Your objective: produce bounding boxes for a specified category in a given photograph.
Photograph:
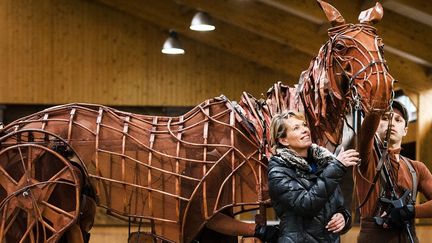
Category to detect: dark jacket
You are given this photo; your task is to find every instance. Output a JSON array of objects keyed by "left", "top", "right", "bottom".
[{"left": 268, "top": 144, "right": 351, "bottom": 243}]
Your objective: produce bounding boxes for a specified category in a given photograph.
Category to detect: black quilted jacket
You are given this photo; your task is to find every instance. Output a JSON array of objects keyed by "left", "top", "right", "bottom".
[{"left": 268, "top": 145, "right": 351, "bottom": 243}]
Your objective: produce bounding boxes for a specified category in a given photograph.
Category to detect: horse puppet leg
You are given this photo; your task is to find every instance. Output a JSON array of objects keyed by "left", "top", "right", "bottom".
[
  {"left": 60, "top": 193, "right": 96, "bottom": 243},
  {"left": 0, "top": 134, "right": 82, "bottom": 243},
  {"left": 64, "top": 224, "right": 84, "bottom": 243}
]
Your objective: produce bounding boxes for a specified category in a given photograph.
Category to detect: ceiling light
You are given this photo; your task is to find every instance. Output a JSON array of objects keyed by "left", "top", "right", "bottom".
[
  {"left": 161, "top": 31, "right": 185, "bottom": 55},
  {"left": 190, "top": 12, "right": 215, "bottom": 31}
]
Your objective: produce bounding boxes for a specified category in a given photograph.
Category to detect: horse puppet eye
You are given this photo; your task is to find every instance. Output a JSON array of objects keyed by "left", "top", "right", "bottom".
[{"left": 334, "top": 42, "right": 347, "bottom": 53}]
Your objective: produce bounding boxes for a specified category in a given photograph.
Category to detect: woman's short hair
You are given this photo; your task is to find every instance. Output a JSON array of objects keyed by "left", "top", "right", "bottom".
[{"left": 270, "top": 110, "right": 306, "bottom": 154}]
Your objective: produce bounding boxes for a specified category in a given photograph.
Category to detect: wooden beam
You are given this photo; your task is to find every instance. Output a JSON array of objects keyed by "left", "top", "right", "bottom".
[
  {"left": 257, "top": 0, "right": 358, "bottom": 23},
  {"left": 177, "top": 0, "right": 432, "bottom": 90},
  {"left": 378, "top": 11, "right": 432, "bottom": 67},
  {"left": 386, "top": 53, "right": 432, "bottom": 90},
  {"left": 95, "top": 0, "right": 432, "bottom": 90},
  {"left": 93, "top": 0, "right": 312, "bottom": 80},
  {"left": 384, "top": 0, "right": 432, "bottom": 18},
  {"left": 258, "top": 0, "right": 432, "bottom": 68},
  {"left": 177, "top": 0, "right": 327, "bottom": 56}
]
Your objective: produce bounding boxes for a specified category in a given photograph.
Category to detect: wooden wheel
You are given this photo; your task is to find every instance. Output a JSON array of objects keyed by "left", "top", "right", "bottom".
[{"left": 0, "top": 142, "right": 80, "bottom": 243}]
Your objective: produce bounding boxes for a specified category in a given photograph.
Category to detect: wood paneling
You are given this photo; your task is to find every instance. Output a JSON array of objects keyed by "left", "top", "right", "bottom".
[
  {"left": 0, "top": 0, "right": 294, "bottom": 106},
  {"left": 96, "top": 0, "right": 311, "bottom": 78}
]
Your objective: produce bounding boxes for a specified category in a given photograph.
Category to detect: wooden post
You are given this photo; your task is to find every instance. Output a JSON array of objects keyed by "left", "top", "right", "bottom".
[
  {"left": 417, "top": 89, "right": 432, "bottom": 169},
  {"left": 417, "top": 89, "right": 432, "bottom": 224}
]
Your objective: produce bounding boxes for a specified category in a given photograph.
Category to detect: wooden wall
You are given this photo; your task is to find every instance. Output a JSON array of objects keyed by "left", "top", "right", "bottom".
[{"left": 0, "top": 0, "right": 294, "bottom": 106}]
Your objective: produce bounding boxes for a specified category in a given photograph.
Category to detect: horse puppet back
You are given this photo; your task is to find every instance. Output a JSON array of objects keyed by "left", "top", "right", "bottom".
[{"left": 0, "top": 98, "right": 267, "bottom": 242}]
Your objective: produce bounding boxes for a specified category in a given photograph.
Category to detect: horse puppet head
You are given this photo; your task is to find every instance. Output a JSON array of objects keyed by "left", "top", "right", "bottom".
[{"left": 297, "top": 1, "right": 394, "bottom": 149}]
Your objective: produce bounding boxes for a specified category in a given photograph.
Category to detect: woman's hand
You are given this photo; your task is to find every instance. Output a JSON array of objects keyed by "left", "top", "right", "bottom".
[
  {"left": 326, "top": 213, "right": 345, "bottom": 233},
  {"left": 336, "top": 148, "right": 359, "bottom": 167}
]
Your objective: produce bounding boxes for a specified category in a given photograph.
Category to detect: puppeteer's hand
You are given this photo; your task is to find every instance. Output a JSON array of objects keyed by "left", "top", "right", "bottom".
[
  {"left": 326, "top": 213, "right": 345, "bottom": 233},
  {"left": 336, "top": 148, "right": 359, "bottom": 167},
  {"left": 384, "top": 205, "right": 415, "bottom": 229},
  {"left": 254, "top": 224, "right": 279, "bottom": 243}
]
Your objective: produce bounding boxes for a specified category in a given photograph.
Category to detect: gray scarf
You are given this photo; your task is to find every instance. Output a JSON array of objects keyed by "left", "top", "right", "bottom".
[{"left": 275, "top": 144, "right": 335, "bottom": 172}]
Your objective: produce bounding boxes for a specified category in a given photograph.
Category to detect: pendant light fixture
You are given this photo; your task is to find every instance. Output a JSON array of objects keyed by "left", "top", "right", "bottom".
[
  {"left": 161, "top": 30, "right": 185, "bottom": 55},
  {"left": 190, "top": 11, "right": 215, "bottom": 31}
]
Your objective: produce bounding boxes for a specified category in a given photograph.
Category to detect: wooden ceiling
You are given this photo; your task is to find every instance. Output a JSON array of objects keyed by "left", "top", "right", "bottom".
[{"left": 93, "top": 0, "right": 432, "bottom": 92}]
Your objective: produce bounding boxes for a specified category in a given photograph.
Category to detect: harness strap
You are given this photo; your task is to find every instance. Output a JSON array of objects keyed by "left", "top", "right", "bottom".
[
  {"left": 401, "top": 156, "right": 418, "bottom": 202},
  {"left": 357, "top": 137, "right": 388, "bottom": 209},
  {"left": 357, "top": 107, "right": 395, "bottom": 210},
  {"left": 349, "top": 58, "right": 384, "bottom": 86}
]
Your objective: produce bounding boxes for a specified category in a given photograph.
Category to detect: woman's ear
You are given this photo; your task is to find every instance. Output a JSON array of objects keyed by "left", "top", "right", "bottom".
[{"left": 278, "top": 138, "right": 290, "bottom": 147}]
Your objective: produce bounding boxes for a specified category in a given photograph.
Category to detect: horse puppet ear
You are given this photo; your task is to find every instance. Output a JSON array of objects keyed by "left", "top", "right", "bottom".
[
  {"left": 358, "top": 2, "right": 384, "bottom": 24},
  {"left": 317, "top": 0, "right": 346, "bottom": 26}
]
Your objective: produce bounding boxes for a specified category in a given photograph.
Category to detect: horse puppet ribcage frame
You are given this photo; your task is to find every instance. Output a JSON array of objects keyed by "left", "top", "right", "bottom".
[
  {"left": 0, "top": 1, "right": 395, "bottom": 242},
  {"left": 0, "top": 98, "right": 266, "bottom": 243}
]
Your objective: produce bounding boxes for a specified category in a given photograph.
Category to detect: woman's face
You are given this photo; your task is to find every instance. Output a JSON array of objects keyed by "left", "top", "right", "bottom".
[{"left": 279, "top": 117, "right": 312, "bottom": 153}]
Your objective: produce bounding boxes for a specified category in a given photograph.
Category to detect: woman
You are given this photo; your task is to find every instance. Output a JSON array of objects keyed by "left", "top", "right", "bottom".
[{"left": 268, "top": 111, "right": 358, "bottom": 243}]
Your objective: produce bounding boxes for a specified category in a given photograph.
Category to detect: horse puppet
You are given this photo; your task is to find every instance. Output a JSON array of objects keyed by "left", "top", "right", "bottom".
[{"left": 0, "top": 1, "right": 394, "bottom": 242}]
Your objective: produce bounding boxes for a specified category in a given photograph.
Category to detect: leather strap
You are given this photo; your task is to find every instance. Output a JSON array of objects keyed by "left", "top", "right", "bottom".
[
  {"left": 357, "top": 137, "right": 388, "bottom": 209},
  {"left": 400, "top": 156, "right": 418, "bottom": 202}
]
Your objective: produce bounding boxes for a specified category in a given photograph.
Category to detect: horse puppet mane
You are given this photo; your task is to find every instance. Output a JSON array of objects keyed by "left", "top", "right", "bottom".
[
  {"left": 237, "top": 42, "right": 349, "bottom": 158},
  {"left": 298, "top": 40, "right": 349, "bottom": 151}
]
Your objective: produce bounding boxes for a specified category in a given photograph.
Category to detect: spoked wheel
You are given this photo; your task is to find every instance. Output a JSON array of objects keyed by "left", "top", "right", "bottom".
[{"left": 0, "top": 143, "right": 81, "bottom": 243}]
